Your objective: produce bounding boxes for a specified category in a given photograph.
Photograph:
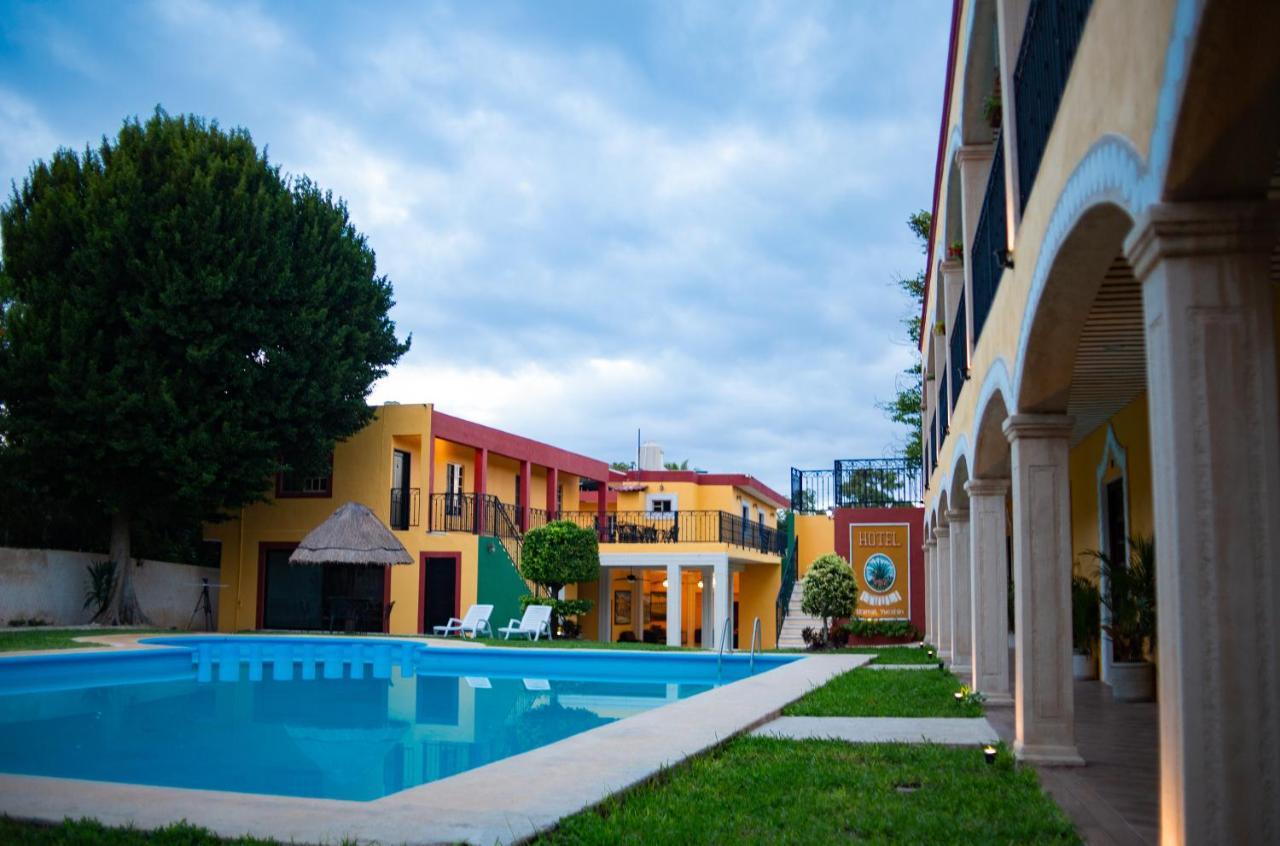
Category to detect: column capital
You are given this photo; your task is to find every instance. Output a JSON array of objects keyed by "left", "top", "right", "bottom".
[
  {"left": 966, "top": 477, "right": 1010, "bottom": 496},
  {"left": 1124, "top": 200, "right": 1277, "bottom": 282},
  {"left": 947, "top": 508, "right": 970, "bottom": 523},
  {"left": 940, "top": 258, "right": 963, "bottom": 276},
  {"left": 933, "top": 526, "right": 950, "bottom": 540},
  {"left": 924, "top": 538, "right": 937, "bottom": 549},
  {"left": 956, "top": 142, "right": 994, "bottom": 163},
  {"left": 1003, "top": 413, "right": 1073, "bottom": 443}
]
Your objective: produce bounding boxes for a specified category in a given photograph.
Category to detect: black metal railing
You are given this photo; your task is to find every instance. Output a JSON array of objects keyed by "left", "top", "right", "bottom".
[
  {"left": 429, "top": 492, "right": 479, "bottom": 533},
  {"left": 389, "top": 487, "right": 420, "bottom": 531},
  {"left": 487, "top": 497, "right": 522, "bottom": 541},
  {"left": 949, "top": 288, "right": 968, "bottom": 409},
  {"left": 971, "top": 134, "right": 1007, "bottom": 345},
  {"left": 1013, "top": 0, "right": 1093, "bottom": 212},
  {"left": 938, "top": 370, "right": 950, "bottom": 437},
  {"left": 791, "top": 458, "right": 924, "bottom": 514},
  {"left": 776, "top": 532, "right": 798, "bottom": 634},
  {"left": 558, "top": 509, "right": 785, "bottom": 555},
  {"left": 526, "top": 507, "right": 553, "bottom": 532}
]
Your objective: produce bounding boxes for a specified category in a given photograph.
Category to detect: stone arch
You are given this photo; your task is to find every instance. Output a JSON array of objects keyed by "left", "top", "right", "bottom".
[
  {"left": 971, "top": 360, "right": 1014, "bottom": 480},
  {"left": 949, "top": 450, "right": 971, "bottom": 511},
  {"left": 958, "top": 0, "right": 999, "bottom": 147}
]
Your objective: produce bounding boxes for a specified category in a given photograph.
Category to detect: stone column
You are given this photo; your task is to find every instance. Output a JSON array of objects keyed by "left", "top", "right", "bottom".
[
  {"left": 1003, "top": 414, "right": 1082, "bottom": 765},
  {"left": 701, "top": 568, "right": 714, "bottom": 649},
  {"left": 1125, "top": 201, "right": 1280, "bottom": 845},
  {"left": 666, "top": 562, "right": 683, "bottom": 647},
  {"left": 598, "top": 575, "right": 612, "bottom": 642},
  {"left": 713, "top": 556, "right": 732, "bottom": 651},
  {"left": 923, "top": 539, "right": 935, "bottom": 645},
  {"left": 967, "top": 478, "right": 1012, "bottom": 704},
  {"left": 948, "top": 509, "right": 973, "bottom": 678},
  {"left": 934, "top": 526, "right": 952, "bottom": 661}
]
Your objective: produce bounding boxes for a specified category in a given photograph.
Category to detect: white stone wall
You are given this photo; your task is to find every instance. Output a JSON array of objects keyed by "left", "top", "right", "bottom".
[{"left": 0, "top": 547, "right": 220, "bottom": 629}]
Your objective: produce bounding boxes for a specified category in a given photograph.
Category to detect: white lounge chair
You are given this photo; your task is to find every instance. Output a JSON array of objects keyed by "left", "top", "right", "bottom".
[
  {"left": 433, "top": 604, "right": 494, "bottom": 639},
  {"left": 499, "top": 605, "right": 553, "bottom": 641}
]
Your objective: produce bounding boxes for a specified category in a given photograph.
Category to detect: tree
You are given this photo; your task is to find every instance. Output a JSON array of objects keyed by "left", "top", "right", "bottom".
[
  {"left": 662, "top": 459, "right": 689, "bottom": 470},
  {"left": 609, "top": 461, "right": 636, "bottom": 471},
  {"left": 520, "top": 520, "right": 600, "bottom": 633},
  {"left": 878, "top": 210, "right": 930, "bottom": 465},
  {"left": 800, "top": 553, "right": 858, "bottom": 639},
  {"left": 0, "top": 109, "right": 409, "bottom": 624}
]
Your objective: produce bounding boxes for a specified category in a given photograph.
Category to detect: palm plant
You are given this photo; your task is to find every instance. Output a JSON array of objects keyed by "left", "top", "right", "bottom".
[
  {"left": 83, "top": 559, "right": 117, "bottom": 616},
  {"left": 1071, "top": 575, "right": 1100, "bottom": 656},
  {"left": 1086, "top": 536, "right": 1156, "bottom": 663}
]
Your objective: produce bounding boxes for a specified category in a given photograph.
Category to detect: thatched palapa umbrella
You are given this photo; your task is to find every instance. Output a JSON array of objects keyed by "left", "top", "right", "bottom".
[{"left": 289, "top": 501, "right": 414, "bottom": 566}]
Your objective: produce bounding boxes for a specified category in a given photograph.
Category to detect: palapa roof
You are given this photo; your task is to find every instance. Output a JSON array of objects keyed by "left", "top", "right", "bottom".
[{"left": 289, "top": 501, "right": 413, "bottom": 566}]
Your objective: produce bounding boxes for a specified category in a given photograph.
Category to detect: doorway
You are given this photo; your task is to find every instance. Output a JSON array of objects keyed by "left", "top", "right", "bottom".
[{"left": 420, "top": 553, "right": 460, "bottom": 634}]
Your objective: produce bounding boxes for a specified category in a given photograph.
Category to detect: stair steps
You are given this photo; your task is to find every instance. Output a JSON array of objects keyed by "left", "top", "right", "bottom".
[{"left": 777, "top": 578, "right": 824, "bottom": 649}]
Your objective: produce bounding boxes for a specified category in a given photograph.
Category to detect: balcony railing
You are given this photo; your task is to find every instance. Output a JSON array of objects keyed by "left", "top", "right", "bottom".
[
  {"left": 971, "top": 134, "right": 1007, "bottom": 346},
  {"left": 389, "top": 487, "right": 420, "bottom": 531},
  {"left": 558, "top": 509, "right": 785, "bottom": 555},
  {"left": 791, "top": 458, "right": 924, "bottom": 514},
  {"left": 1013, "top": 0, "right": 1094, "bottom": 212},
  {"left": 938, "top": 370, "right": 950, "bottom": 436},
  {"left": 949, "top": 288, "right": 968, "bottom": 409},
  {"left": 526, "top": 506, "right": 553, "bottom": 533}
]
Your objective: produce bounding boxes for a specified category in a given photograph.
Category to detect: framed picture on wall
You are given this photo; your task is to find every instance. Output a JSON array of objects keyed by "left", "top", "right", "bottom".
[
  {"left": 647, "top": 591, "right": 667, "bottom": 623},
  {"left": 614, "top": 590, "right": 632, "bottom": 625}
]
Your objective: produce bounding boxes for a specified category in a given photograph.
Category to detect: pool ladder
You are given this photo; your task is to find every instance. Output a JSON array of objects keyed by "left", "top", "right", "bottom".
[{"left": 716, "top": 616, "right": 763, "bottom": 676}]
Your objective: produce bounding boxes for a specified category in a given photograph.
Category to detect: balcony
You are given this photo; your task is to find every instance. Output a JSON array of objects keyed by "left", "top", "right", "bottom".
[
  {"left": 791, "top": 457, "right": 924, "bottom": 514},
  {"left": 427, "top": 493, "right": 520, "bottom": 538},
  {"left": 970, "top": 135, "right": 1007, "bottom": 346},
  {"left": 1013, "top": 0, "right": 1094, "bottom": 212},
  {"left": 558, "top": 509, "right": 785, "bottom": 555},
  {"left": 389, "top": 487, "right": 420, "bottom": 531},
  {"left": 949, "top": 287, "right": 969, "bottom": 408}
]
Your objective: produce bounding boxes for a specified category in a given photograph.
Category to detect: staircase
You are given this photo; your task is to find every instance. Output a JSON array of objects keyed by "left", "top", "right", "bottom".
[{"left": 777, "top": 578, "right": 824, "bottom": 649}]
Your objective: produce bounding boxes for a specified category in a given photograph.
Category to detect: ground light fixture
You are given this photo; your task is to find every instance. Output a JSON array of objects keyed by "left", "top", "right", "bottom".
[
  {"left": 954, "top": 691, "right": 964, "bottom": 703},
  {"left": 983, "top": 745, "right": 998, "bottom": 765}
]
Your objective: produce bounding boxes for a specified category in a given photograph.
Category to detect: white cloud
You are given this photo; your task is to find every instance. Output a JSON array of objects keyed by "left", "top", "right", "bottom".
[{"left": 0, "top": 90, "right": 59, "bottom": 192}]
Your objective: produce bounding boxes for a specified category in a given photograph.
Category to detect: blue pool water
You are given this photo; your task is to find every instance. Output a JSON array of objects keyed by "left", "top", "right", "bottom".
[{"left": 0, "top": 636, "right": 796, "bottom": 801}]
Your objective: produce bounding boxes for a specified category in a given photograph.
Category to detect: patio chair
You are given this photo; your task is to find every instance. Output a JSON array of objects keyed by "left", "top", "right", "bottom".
[
  {"left": 433, "top": 604, "right": 494, "bottom": 639},
  {"left": 499, "top": 604, "right": 553, "bottom": 641}
]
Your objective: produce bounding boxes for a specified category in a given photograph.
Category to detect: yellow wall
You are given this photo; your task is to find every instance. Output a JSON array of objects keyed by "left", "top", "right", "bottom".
[
  {"left": 1068, "top": 393, "right": 1155, "bottom": 580},
  {"left": 737, "top": 565, "right": 779, "bottom": 650},
  {"left": 794, "top": 513, "right": 836, "bottom": 577},
  {"left": 612, "top": 480, "right": 778, "bottom": 525}
]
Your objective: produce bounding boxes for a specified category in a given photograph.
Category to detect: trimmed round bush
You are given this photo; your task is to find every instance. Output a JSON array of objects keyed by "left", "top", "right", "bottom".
[{"left": 801, "top": 553, "right": 858, "bottom": 639}]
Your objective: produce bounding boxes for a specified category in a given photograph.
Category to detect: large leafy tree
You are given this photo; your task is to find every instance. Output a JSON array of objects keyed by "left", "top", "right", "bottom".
[
  {"left": 879, "top": 210, "right": 930, "bottom": 465},
  {"left": 0, "top": 109, "right": 409, "bottom": 623}
]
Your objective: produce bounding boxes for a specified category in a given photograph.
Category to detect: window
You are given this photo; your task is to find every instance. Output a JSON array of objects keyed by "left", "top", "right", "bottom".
[
  {"left": 445, "top": 463, "right": 464, "bottom": 516},
  {"left": 645, "top": 493, "right": 677, "bottom": 517},
  {"left": 277, "top": 457, "right": 333, "bottom": 498}
]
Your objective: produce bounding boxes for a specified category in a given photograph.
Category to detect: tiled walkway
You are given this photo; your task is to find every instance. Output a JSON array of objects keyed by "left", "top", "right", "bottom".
[{"left": 985, "top": 653, "right": 1160, "bottom": 846}]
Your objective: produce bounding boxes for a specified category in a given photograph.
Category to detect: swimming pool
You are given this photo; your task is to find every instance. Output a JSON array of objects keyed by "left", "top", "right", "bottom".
[{"left": 0, "top": 636, "right": 797, "bottom": 801}]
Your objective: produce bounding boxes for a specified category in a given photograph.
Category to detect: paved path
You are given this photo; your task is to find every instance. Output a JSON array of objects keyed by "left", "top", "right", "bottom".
[{"left": 751, "top": 715, "right": 998, "bottom": 745}]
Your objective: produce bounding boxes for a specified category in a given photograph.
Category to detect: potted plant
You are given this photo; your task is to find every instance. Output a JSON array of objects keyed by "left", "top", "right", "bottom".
[
  {"left": 1088, "top": 536, "right": 1157, "bottom": 702},
  {"left": 984, "top": 92, "right": 1002, "bottom": 130},
  {"left": 934, "top": 319, "right": 946, "bottom": 336},
  {"left": 1071, "top": 575, "right": 1100, "bottom": 679},
  {"left": 947, "top": 241, "right": 963, "bottom": 262}
]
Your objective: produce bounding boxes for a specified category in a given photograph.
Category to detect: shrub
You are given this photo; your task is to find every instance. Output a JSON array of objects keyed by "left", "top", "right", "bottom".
[
  {"left": 1071, "top": 575, "right": 1100, "bottom": 656},
  {"left": 519, "top": 596, "right": 593, "bottom": 638},
  {"left": 800, "top": 554, "right": 858, "bottom": 639},
  {"left": 1087, "top": 536, "right": 1156, "bottom": 663},
  {"left": 520, "top": 520, "right": 600, "bottom": 632},
  {"left": 84, "top": 559, "right": 117, "bottom": 616},
  {"left": 844, "top": 618, "right": 919, "bottom": 640}
]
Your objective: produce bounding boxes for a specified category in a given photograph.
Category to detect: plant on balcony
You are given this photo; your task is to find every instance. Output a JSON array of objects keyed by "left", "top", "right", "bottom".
[
  {"left": 984, "top": 92, "right": 1002, "bottom": 129},
  {"left": 520, "top": 520, "right": 600, "bottom": 635},
  {"left": 934, "top": 319, "right": 946, "bottom": 335},
  {"left": 800, "top": 553, "right": 858, "bottom": 643},
  {"left": 947, "top": 241, "right": 963, "bottom": 261}
]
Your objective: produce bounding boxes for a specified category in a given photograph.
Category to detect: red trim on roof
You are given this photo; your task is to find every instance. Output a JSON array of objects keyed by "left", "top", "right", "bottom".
[
  {"left": 431, "top": 410, "right": 609, "bottom": 481},
  {"left": 618, "top": 470, "right": 789, "bottom": 510},
  {"left": 920, "top": 0, "right": 964, "bottom": 351}
]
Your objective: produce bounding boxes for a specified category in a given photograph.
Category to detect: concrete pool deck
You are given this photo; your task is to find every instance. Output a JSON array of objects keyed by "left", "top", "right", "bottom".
[{"left": 0, "top": 636, "right": 868, "bottom": 845}]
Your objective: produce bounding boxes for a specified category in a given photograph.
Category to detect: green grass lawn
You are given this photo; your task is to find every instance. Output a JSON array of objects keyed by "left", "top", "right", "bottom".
[
  {"left": 784, "top": 667, "right": 984, "bottom": 718},
  {"left": 0, "top": 818, "right": 291, "bottom": 845},
  {"left": 0, "top": 628, "right": 167, "bottom": 653},
  {"left": 534, "top": 738, "right": 1078, "bottom": 845},
  {"left": 771, "top": 646, "right": 936, "bottom": 665}
]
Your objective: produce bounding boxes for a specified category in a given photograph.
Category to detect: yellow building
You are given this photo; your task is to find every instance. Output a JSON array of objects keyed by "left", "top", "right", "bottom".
[
  {"left": 918, "top": 2, "right": 1279, "bottom": 844},
  {"left": 204, "top": 410, "right": 788, "bottom": 649},
  {"left": 571, "top": 463, "right": 790, "bottom": 651}
]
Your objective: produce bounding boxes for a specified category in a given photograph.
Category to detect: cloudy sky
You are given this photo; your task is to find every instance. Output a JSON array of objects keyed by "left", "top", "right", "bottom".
[{"left": 0, "top": 0, "right": 947, "bottom": 493}]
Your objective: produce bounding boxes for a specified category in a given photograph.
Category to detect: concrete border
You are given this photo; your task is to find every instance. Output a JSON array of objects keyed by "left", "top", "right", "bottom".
[
  {"left": 752, "top": 715, "right": 998, "bottom": 745},
  {"left": 0, "top": 639, "right": 868, "bottom": 845}
]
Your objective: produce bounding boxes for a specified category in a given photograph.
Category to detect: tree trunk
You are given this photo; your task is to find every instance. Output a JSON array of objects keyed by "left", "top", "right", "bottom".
[{"left": 91, "top": 511, "right": 152, "bottom": 626}]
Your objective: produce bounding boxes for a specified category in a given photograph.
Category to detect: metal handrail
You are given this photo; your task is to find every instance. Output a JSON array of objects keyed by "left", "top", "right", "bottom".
[
  {"left": 716, "top": 616, "right": 733, "bottom": 674},
  {"left": 749, "top": 617, "right": 762, "bottom": 674}
]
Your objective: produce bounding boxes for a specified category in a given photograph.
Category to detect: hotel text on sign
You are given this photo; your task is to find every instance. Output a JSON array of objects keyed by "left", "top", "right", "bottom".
[{"left": 850, "top": 522, "right": 911, "bottom": 620}]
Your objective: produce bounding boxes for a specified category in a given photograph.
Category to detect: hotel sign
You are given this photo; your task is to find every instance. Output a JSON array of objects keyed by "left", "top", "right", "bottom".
[{"left": 850, "top": 523, "right": 910, "bottom": 620}]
